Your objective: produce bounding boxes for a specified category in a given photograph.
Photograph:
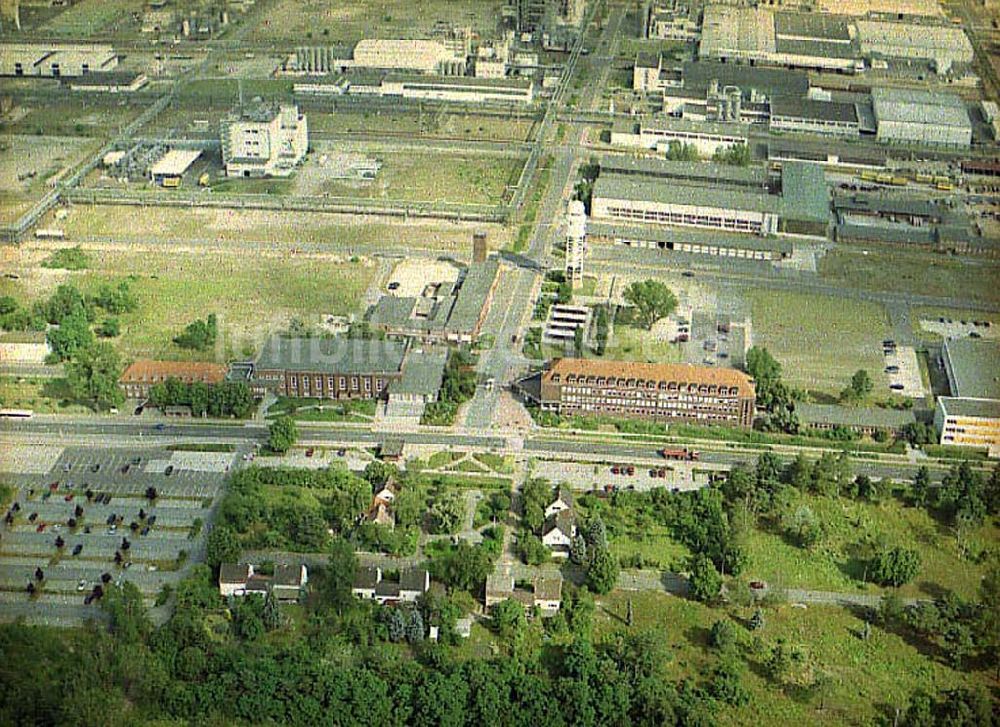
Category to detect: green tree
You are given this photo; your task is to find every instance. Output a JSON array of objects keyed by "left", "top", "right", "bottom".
[
  {"left": 268, "top": 415, "right": 298, "bottom": 453},
  {"left": 46, "top": 309, "right": 93, "bottom": 361},
  {"left": 586, "top": 548, "right": 619, "bottom": 594},
  {"left": 708, "top": 652, "right": 749, "bottom": 706},
  {"left": 569, "top": 532, "right": 588, "bottom": 565},
  {"left": 517, "top": 533, "right": 551, "bottom": 565},
  {"left": 261, "top": 591, "right": 281, "bottom": 630},
  {"left": 841, "top": 369, "right": 874, "bottom": 402},
  {"left": 322, "top": 536, "right": 358, "bottom": 612},
  {"left": 783, "top": 504, "right": 821, "bottom": 548},
  {"left": 623, "top": 280, "right": 678, "bottom": 329},
  {"left": 96, "top": 317, "right": 120, "bottom": 338},
  {"left": 492, "top": 598, "right": 527, "bottom": 639},
  {"left": 66, "top": 341, "right": 124, "bottom": 410},
  {"left": 173, "top": 314, "right": 218, "bottom": 351},
  {"left": 688, "top": 554, "right": 722, "bottom": 602},
  {"left": 709, "top": 619, "right": 738, "bottom": 651},
  {"left": 871, "top": 545, "right": 921, "bottom": 587},
  {"left": 429, "top": 492, "right": 464, "bottom": 535},
  {"left": 101, "top": 581, "right": 150, "bottom": 643},
  {"left": 712, "top": 143, "right": 751, "bottom": 166},
  {"left": 205, "top": 525, "right": 240, "bottom": 570}
]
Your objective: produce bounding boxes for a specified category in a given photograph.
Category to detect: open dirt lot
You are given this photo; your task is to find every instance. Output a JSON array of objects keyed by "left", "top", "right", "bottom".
[
  {"left": 246, "top": 0, "right": 503, "bottom": 44},
  {"left": 386, "top": 258, "right": 461, "bottom": 297}
]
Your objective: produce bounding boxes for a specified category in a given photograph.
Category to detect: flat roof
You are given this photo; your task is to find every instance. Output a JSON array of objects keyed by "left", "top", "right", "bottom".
[
  {"left": 938, "top": 397, "right": 1000, "bottom": 420},
  {"left": 254, "top": 336, "right": 407, "bottom": 375},
  {"left": 943, "top": 338, "right": 1000, "bottom": 400},
  {"left": 387, "top": 73, "right": 532, "bottom": 90},
  {"left": 681, "top": 60, "right": 810, "bottom": 97},
  {"left": 641, "top": 116, "right": 751, "bottom": 138},
  {"left": 774, "top": 11, "right": 853, "bottom": 41},
  {"left": 796, "top": 402, "right": 916, "bottom": 428},
  {"left": 588, "top": 221, "right": 794, "bottom": 253},
  {"left": 149, "top": 149, "right": 202, "bottom": 177},
  {"left": 871, "top": 86, "right": 970, "bottom": 128},
  {"left": 396, "top": 348, "right": 447, "bottom": 396},
  {"left": 770, "top": 96, "right": 859, "bottom": 124}
]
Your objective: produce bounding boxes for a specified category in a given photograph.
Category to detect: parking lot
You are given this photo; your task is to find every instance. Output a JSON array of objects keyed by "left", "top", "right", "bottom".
[
  {"left": 0, "top": 445, "right": 233, "bottom": 624},
  {"left": 882, "top": 343, "right": 926, "bottom": 398},
  {"left": 531, "top": 458, "right": 721, "bottom": 492}
]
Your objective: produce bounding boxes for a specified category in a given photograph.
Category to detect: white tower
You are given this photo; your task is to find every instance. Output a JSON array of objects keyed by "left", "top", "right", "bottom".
[{"left": 565, "top": 199, "right": 587, "bottom": 290}]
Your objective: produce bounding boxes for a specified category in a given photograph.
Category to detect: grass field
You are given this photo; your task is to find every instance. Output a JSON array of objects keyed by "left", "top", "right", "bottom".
[
  {"left": 46, "top": 204, "right": 512, "bottom": 251},
  {"left": 246, "top": 0, "right": 502, "bottom": 43},
  {"left": 10, "top": 247, "right": 374, "bottom": 360},
  {"left": 309, "top": 147, "right": 523, "bottom": 206},
  {"left": 594, "top": 591, "right": 991, "bottom": 726},
  {"left": 819, "top": 248, "right": 1000, "bottom": 305},
  {"left": 741, "top": 492, "right": 997, "bottom": 600},
  {"left": 748, "top": 290, "right": 890, "bottom": 396},
  {"left": 1, "top": 101, "right": 146, "bottom": 138},
  {"left": 0, "top": 136, "right": 100, "bottom": 223},
  {"left": 310, "top": 111, "right": 537, "bottom": 142},
  {"left": 600, "top": 324, "right": 685, "bottom": 363},
  {"left": 41, "top": 0, "right": 135, "bottom": 35},
  {"left": 0, "top": 376, "right": 90, "bottom": 414}
]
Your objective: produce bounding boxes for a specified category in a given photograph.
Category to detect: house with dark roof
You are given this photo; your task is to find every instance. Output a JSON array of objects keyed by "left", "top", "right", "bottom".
[
  {"left": 484, "top": 571, "right": 563, "bottom": 615},
  {"left": 541, "top": 509, "right": 577, "bottom": 557},
  {"left": 544, "top": 485, "right": 574, "bottom": 519},
  {"left": 218, "top": 562, "right": 308, "bottom": 601},
  {"left": 352, "top": 566, "right": 430, "bottom": 604}
]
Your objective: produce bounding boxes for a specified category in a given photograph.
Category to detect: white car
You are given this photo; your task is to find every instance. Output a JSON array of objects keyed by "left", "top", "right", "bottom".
[{"left": 76, "top": 579, "right": 87, "bottom": 591}]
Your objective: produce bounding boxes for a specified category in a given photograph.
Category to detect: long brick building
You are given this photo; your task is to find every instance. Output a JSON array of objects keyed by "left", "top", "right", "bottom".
[
  {"left": 119, "top": 360, "right": 228, "bottom": 399},
  {"left": 521, "top": 358, "right": 757, "bottom": 428}
]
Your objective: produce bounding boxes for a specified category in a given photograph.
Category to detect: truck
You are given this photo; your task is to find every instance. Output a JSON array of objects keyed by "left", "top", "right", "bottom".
[{"left": 660, "top": 447, "right": 699, "bottom": 461}]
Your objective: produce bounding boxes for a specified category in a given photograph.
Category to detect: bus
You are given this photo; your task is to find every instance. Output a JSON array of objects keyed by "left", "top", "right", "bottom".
[
  {"left": 34, "top": 229, "right": 65, "bottom": 240},
  {"left": 0, "top": 409, "right": 34, "bottom": 419}
]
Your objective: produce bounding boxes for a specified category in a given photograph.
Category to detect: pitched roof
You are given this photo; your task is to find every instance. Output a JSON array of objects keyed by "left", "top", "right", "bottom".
[
  {"left": 533, "top": 575, "right": 563, "bottom": 602},
  {"left": 543, "top": 509, "right": 576, "bottom": 539},
  {"left": 273, "top": 564, "right": 306, "bottom": 587},
  {"left": 543, "top": 358, "right": 755, "bottom": 397},
  {"left": 553, "top": 485, "right": 574, "bottom": 508},
  {"left": 219, "top": 563, "right": 251, "bottom": 585},
  {"left": 120, "top": 359, "right": 227, "bottom": 386},
  {"left": 254, "top": 336, "right": 407, "bottom": 375},
  {"left": 352, "top": 566, "right": 381, "bottom": 590}
]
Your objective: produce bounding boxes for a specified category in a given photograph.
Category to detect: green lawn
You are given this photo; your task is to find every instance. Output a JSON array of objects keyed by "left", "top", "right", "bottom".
[
  {"left": 594, "top": 591, "right": 991, "bottom": 726},
  {"left": 57, "top": 249, "right": 374, "bottom": 360},
  {"left": 0, "top": 376, "right": 91, "bottom": 414},
  {"left": 819, "top": 248, "right": 1000, "bottom": 306},
  {"left": 748, "top": 289, "right": 890, "bottom": 396},
  {"left": 600, "top": 324, "right": 685, "bottom": 363},
  {"left": 742, "top": 492, "right": 998, "bottom": 600},
  {"left": 267, "top": 396, "right": 376, "bottom": 422}
]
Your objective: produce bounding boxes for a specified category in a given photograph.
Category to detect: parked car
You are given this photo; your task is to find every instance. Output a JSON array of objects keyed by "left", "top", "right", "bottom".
[
  {"left": 305, "top": 448, "right": 315, "bottom": 458},
  {"left": 90, "top": 463, "right": 100, "bottom": 473},
  {"left": 164, "top": 465, "right": 174, "bottom": 476},
  {"left": 120, "top": 464, "right": 130, "bottom": 475}
]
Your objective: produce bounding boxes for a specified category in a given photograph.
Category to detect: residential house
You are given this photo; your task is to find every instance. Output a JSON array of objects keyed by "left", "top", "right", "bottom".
[
  {"left": 366, "top": 479, "right": 399, "bottom": 528},
  {"left": 218, "top": 562, "right": 308, "bottom": 601},
  {"left": 352, "top": 566, "right": 430, "bottom": 604},
  {"left": 219, "top": 563, "right": 254, "bottom": 597},
  {"left": 484, "top": 571, "right": 563, "bottom": 615},
  {"left": 544, "top": 485, "right": 574, "bottom": 519},
  {"left": 272, "top": 564, "right": 309, "bottom": 601},
  {"left": 541, "top": 509, "right": 577, "bottom": 558}
]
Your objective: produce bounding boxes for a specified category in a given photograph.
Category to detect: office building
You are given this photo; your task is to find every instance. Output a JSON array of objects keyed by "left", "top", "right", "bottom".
[
  {"left": 871, "top": 87, "right": 971, "bottom": 148},
  {"left": 119, "top": 360, "right": 228, "bottom": 399},
  {"left": 591, "top": 156, "right": 829, "bottom": 237},
  {"left": 221, "top": 103, "right": 308, "bottom": 178},
  {"left": 519, "top": 358, "right": 757, "bottom": 427},
  {"left": 249, "top": 336, "right": 407, "bottom": 399},
  {"left": 565, "top": 199, "right": 586, "bottom": 289}
]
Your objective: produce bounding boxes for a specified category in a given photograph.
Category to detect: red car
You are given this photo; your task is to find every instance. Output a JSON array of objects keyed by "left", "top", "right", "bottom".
[
  {"left": 64, "top": 494, "right": 74, "bottom": 502},
  {"left": 626, "top": 466, "right": 635, "bottom": 476},
  {"left": 750, "top": 581, "right": 767, "bottom": 590},
  {"left": 611, "top": 466, "right": 620, "bottom": 475},
  {"left": 36, "top": 523, "right": 46, "bottom": 533},
  {"left": 305, "top": 448, "right": 315, "bottom": 458}
]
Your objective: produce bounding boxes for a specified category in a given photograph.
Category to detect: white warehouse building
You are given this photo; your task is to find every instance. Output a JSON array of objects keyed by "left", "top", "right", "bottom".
[
  {"left": 872, "top": 87, "right": 971, "bottom": 148},
  {"left": 221, "top": 104, "right": 308, "bottom": 178},
  {"left": 0, "top": 43, "right": 118, "bottom": 77}
]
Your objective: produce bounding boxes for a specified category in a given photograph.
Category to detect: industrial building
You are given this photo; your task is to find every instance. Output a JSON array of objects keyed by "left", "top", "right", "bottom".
[
  {"left": 695, "top": 5, "right": 972, "bottom": 75},
  {"left": 698, "top": 6, "right": 862, "bottom": 73},
  {"left": 148, "top": 149, "right": 202, "bottom": 186},
  {"left": 647, "top": 1, "right": 700, "bottom": 42},
  {"left": 367, "top": 258, "right": 501, "bottom": 344},
  {"left": 854, "top": 20, "right": 972, "bottom": 73},
  {"left": 935, "top": 339, "right": 1000, "bottom": 455},
  {"left": 591, "top": 156, "right": 829, "bottom": 237},
  {"left": 518, "top": 358, "right": 757, "bottom": 428},
  {"left": 769, "top": 95, "right": 873, "bottom": 138},
  {"left": 0, "top": 43, "right": 118, "bottom": 77},
  {"left": 66, "top": 70, "right": 148, "bottom": 93},
  {"left": 588, "top": 221, "right": 793, "bottom": 262},
  {"left": 296, "top": 73, "right": 534, "bottom": 105},
  {"left": 221, "top": 104, "right": 308, "bottom": 178},
  {"left": 871, "top": 87, "right": 972, "bottom": 148},
  {"left": 352, "top": 39, "right": 466, "bottom": 75},
  {"left": 833, "top": 193, "right": 972, "bottom": 249},
  {"left": 610, "top": 117, "right": 750, "bottom": 157}
]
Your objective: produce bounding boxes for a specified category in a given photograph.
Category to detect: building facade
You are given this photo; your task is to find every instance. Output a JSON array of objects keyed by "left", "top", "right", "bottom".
[
  {"left": 529, "top": 358, "right": 757, "bottom": 427},
  {"left": 250, "top": 336, "right": 407, "bottom": 399},
  {"left": 119, "top": 360, "right": 228, "bottom": 399},
  {"left": 934, "top": 398, "right": 1000, "bottom": 455},
  {"left": 221, "top": 104, "right": 308, "bottom": 178},
  {"left": 565, "top": 199, "right": 586, "bottom": 289}
]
